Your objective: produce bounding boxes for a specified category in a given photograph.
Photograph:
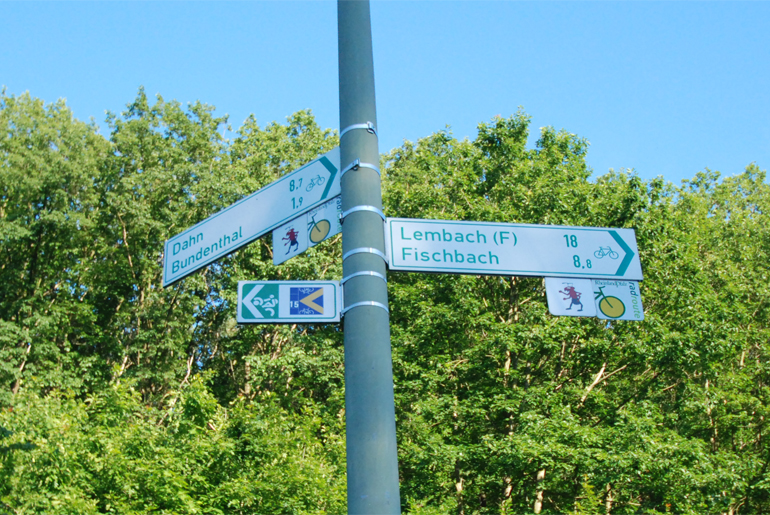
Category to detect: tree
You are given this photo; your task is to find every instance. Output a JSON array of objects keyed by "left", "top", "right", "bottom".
[
  {"left": 1, "top": 91, "right": 768, "bottom": 513},
  {"left": 0, "top": 91, "right": 110, "bottom": 401},
  {"left": 1, "top": 90, "right": 347, "bottom": 513},
  {"left": 383, "top": 115, "right": 769, "bottom": 514}
]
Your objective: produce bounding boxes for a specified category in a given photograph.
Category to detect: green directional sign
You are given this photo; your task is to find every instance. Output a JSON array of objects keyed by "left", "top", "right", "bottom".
[
  {"left": 163, "top": 148, "right": 340, "bottom": 287},
  {"left": 386, "top": 218, "right": 643, "bottom": 280},
  {"left": 237, "top": 280, "right": 342, "bottom": 324}
]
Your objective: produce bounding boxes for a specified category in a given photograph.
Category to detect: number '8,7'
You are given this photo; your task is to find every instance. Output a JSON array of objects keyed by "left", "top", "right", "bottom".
[{"left": 290, "top": 179, "right": 303, "bottom": 192}]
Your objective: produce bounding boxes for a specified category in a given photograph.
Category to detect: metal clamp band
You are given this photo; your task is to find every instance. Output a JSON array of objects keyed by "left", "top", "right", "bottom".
[
  {"left": 342, "top": 247, "right": 388, "bottom": 263},
  {"left": 341, "top": 271, "right": 388, "bottom": 284},
  {"left": 341, "top": 205, "right": 386, "bottom": 221},
  {"left": 341, "top": 301, "right": 389, "bottom": 315},
  {"left": 340, "top": 159, "right": 381, "bottom": 178},
  {"left": 340, "top": 121, "right": 377, "bottom": 139}
]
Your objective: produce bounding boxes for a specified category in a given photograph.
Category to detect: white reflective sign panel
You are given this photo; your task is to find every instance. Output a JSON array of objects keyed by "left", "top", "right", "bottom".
[
  {"left": 237, "top": 280, "right": 342, "bottom": 324},
  {"left": 272, "top": 196, "right": 342, "bottom": 265},
  {"left": 386, "top": 218, "right": 643, "bottom": 280},
  {"left": 163, "top": 148, "right": 340, "bottom": 286},
  {"left": 592, "top": 279, "right": 644, "bottom": 321},
  {"left": 545, "top": 278, "right": 597, "bottom": 317}
]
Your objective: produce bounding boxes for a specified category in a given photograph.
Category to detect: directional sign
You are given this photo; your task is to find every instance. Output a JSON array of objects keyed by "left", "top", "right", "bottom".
[
  {"left": 385, "top": 218, "right": 643, "bottom": 280},
  {"left": 237, "top": 280, "right": 342, "bottom": 324},
  {"left": 163, "top": 148, "right": 340, "bottom": 286},
  {"left": 272, "top": 196, "right": 342, "bottom": 265}
]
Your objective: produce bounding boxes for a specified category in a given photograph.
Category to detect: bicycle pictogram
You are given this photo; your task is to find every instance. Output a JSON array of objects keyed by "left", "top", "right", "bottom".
[
  {"left": 594, "top": 285, "right": 625, "bottom": 318},
  {"left": 251, "top": 294, "right": 278, "bottom": 317},
  {"left": 305, "top": 174, "right": 326, "bottom": 192},
  {"left": 307, "top": 214, "right": 331, "bottom": 244},
  {"left": 594, "top": 246, "right": 619, "bottom": 259}
]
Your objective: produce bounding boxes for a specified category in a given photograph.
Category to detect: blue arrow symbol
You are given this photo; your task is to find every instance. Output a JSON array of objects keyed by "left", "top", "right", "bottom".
[{"left": 610, "top": 230, "right": 634, "bottom": 277}]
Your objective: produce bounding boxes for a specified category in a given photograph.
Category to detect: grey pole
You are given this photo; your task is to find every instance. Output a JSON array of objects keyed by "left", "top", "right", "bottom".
[{"left": 338, "top": 1, "right": 401, "bottom": 513}]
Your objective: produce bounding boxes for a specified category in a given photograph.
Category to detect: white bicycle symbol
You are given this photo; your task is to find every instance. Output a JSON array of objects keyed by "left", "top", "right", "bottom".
[{"left": 252, "top": 295, "right": 278, "bottom": 316}]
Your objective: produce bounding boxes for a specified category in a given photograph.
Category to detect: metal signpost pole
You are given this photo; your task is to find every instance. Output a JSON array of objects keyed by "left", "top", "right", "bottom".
[{"left": 338, "top": 1, "right": 401, "bottom": 513}]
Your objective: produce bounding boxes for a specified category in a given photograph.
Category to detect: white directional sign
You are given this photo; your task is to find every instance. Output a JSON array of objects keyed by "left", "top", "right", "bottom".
[
  {"left": 272, "top": 196, "right": 342, "bottom": 265},
  {"left": 237, "top": 280, "right": 342, "bottom": 324},
  {"left": 386, "top": 218, "right": 643, "bottom": 280},
  {"left": 163, "top": 148, "right": 340, "bottom": 286}
]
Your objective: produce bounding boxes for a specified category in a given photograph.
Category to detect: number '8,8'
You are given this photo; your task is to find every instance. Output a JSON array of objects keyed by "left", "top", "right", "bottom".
[{"left": 572, "top": 256, "right": 592, "bottom": 268}]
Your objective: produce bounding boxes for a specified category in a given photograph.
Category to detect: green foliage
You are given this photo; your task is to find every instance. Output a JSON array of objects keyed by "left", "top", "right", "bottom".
[
  {"left": 1, "top": 89, "right": 345, "bottom": 513},
  {"left": 571, "top": 480, "right": 602, "bottom": 515},
  {"left": 0, "top": 381, "right": 345, "bottom": 514},
  {"left": 383, "top": 119, "right": 769, "bottom": 514},
  {"left": 1, "top": 91, "right": 768, "bottom": 513},
  {"left": 0, "top": 91, "right": 110, "bottom": 402}
]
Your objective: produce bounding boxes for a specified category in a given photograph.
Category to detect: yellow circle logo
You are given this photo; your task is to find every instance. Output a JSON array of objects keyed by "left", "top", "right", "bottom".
[
  {"left": 309, "top": 219, "right": 331, "bottom": 244},
  {"left": 599, "top": 296, "right": 625, "bottom": 318}
]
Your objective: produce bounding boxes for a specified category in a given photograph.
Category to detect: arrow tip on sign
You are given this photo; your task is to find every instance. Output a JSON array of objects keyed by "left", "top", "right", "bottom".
[
  {"left": 241, "top": 284, "right": 264, "bottom": 319},
  {"left": 318, "top": 154, "right": 339, "bottom": 201},
  {"left": 609, "top": 230, "right": 637, "bottom": 278}
]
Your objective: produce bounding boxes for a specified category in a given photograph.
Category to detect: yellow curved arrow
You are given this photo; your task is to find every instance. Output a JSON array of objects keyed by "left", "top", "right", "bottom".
[{"left": 300, "top": 288, "right": 324, "bottom": 314}]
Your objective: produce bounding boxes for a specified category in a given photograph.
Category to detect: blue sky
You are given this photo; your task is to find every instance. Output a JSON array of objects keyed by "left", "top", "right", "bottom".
[{"left": 2, "top": 1, "right": 768, "bottom": 185}]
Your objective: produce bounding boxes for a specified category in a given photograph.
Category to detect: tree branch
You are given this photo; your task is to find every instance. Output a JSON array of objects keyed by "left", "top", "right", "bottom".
[{"left": 579, "top": 364, "right": 628, "bottom": 407}]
